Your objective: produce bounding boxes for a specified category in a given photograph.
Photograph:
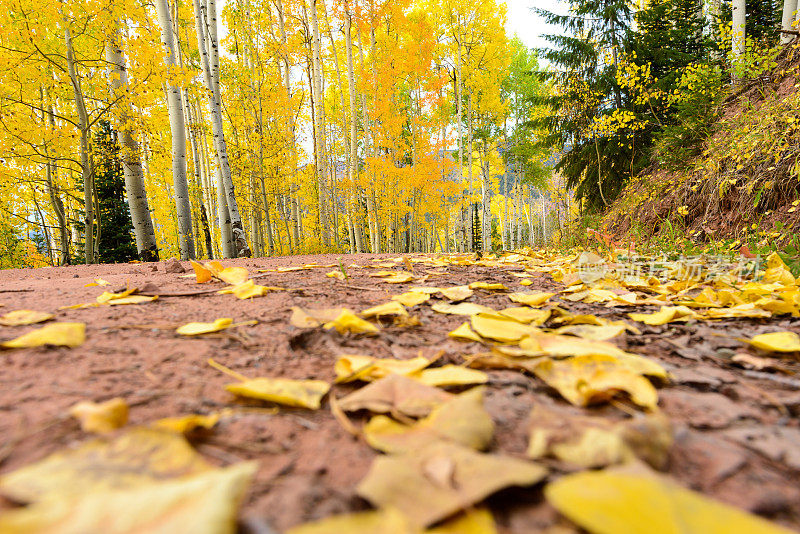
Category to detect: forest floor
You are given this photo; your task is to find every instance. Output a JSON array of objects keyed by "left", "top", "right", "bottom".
[{"left": 0, "top": 251, "right": 799, "bottom": 533}]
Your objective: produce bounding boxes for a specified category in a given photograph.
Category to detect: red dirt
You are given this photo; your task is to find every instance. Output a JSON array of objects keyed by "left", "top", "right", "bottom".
[{"left": 1, "top": 253, "right": 799, "bottom": 532}]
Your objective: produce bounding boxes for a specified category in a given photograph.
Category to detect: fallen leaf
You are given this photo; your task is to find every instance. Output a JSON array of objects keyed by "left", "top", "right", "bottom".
[
  {"left": 508, "top": 292, "right": 554, "bottom": 307},
  {"left": 69, "top": 398, "right": 129, "bottom": 434},
  {"left": 362, "top": 301, "right": 408, "bottom": 318},
  {"left": 326, "top": 270, "right": 346, "bottom": 280},
  {"left": 545, "top": 469, "right": 792, "bottom": 534},
  {"left": 497, "top": 307, "right": 551, "bottom": 325},
  {"left": 218, "top": 279, "right": 274, "bottom": 299},
  {"left": 1, "top": 322, "right": 85, "bottom": 349},
  {"left": 334, "top": 355, "right": 431, "bottom": 382},
  {"left": 286, "top": 507, "right": 413, "bottom": 534},
  {"left": 337, "top": 373, "right": 453, "bottom": 418},
  {"left": 357, "top": 442, "right": 547, "bottom": 528},
  {"left": 209, "top": 358, "right": 329, "bottom": 409},
  {"left": 83, "top": 278, "right": 110, "bottom": 287},
  {"left": 533, "top": 356, "right": 659, "bottom": 409},
  {"left": 217, "top": 266, "right": 249, "bottom": 286},
  {"left": 383, "top": 272, "right": 415, "bottom": 284},
  {"left": 106, "top": 295, "right": 158, "bottom": 306},
  {"left": 470, "top": 314, "right": 535, "bottom": 343},
  {"left": 363, "top": 387, "right": 493, "bottom": 453},
  {"left": 553, "top": 324, "right": 628, "bottom": 341},
  {"left": 520, "top": 279, "right": 533, "bottom": 286},
  {"left": 412, "top": 365, "right": 489, "bottom": 387},
  {"left": 439, "top": 286, "right": 474, "bottom": 302},
  {"left": 0, "top": 310, "right": 54, "bottom": 326},
  {"left": 289, "top": 307, "right": 344, "bottom": 328},
  {"left": 426, "top": 508, "right": 497, "bottom": 534},
  {"left": 448, "top": 322, "right": 484, "bottom": 343},
  {"left": 151, "top": 413, "right": 222, "bottom": 434},
  {"left": 469, "top": 282, "right": 508, "bottom": 291},
  {"left": 746, "top": 331, "right": 800, "bottom": 353},
  {"left": 431, "top": 302, "right": 496, "bottom": 316},
  {"left": 324, "top": 310, "right": 380, "bottom": 334},
  {"left": 0, "top": 428, "right": 211, "bottom": 502},
  {"left": 0, "top": 462, "right": 257, "bottom": 534},
  {"left": 629, "top": 306, "right": 698, "bottom": 325},
  {"left": 176, "top": 318, "right": 234, "bottom": 336},
  {"left": 408, "top": 286, "right": 443, "bottom": 295},
  {"left": 392, "top": 291, "right": 431, "bottom": 307},
  {"left": 190, "top": 259, "right": 213, "bottom": 283}
]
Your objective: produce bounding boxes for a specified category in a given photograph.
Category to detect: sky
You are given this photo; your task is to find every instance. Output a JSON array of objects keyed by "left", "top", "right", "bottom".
[{"left": 504, "top": 0, "right": 570, "bottom": 56}]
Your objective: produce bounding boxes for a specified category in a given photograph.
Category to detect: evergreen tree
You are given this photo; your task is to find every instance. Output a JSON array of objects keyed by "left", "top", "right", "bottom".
[
  {"left": 533, "top": 0, "right": 640, "bottom": 211},
  {"left": 93, "top": 120, "right": 137, "bottom": 263}
]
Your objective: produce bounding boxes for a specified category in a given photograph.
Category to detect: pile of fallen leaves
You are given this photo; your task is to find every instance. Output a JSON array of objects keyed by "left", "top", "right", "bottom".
[{"left": 0, "top": 248, "right": 798, "bottom": 533}]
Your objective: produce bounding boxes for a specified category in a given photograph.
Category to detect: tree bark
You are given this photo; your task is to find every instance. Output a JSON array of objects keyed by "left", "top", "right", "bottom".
[
  {"left": 105, "top": 22, "right": 159, "bottom": 261},
  {"left": 782, "top": 0, "right": 797, "bottom": 43},
  {"left": 155, "top": 0, "right": 195, "bottom": 260},
  {"left": 194, "top": 0, "right": 251, "bottom": 257}
]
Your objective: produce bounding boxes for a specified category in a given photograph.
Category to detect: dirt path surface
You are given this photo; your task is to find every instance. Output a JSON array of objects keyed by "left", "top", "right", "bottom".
[{"left": 1, "top": 252, "right": 799, "bottom": 532}]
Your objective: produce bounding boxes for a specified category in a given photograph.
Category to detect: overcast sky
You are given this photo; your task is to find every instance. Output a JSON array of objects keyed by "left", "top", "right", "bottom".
[{"left": 505, "top": 0, "right": 570, "bottom": 60}]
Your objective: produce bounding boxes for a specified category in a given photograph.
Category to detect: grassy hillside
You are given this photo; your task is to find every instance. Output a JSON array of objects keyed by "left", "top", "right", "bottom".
[{"left": 602, "top": 45, "right": 800, "bottom": 259}]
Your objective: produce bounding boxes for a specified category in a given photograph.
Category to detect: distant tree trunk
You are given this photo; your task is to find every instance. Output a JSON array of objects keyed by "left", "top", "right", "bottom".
[
  {"left": 782, "top": 0, "right": 797, "bottom": 43},
  {"left": 732, "top": 0, "right": 746, "bottom": 80},
  {"left": 105, "top": 22, "right": 159, "bottom": 261},
  {"left": 309, "top": 0, "right": 330, "bottom": 246},
  {"left": 40, "top": 84, "right": 71, "bottom": 265},
  {"left": 155, "top": 0, "right": 195, "bottom": 260},
  {"left": 63, "top": 20, "right": 94, "bottom": 264},
  {"left": 193, "top": 0, "right": 250, "bottom": 257}
]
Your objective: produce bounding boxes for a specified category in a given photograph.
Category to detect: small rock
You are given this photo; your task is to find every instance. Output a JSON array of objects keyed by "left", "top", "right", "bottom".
[
  {"left": 165, "top": 257, "right": 186, "bottom": 273},
  {"left": 150, "top": 264, "right": 158, "bottom": 272},
  {"left": 73, "top": 274, "right": 79, "bottom": 278}
]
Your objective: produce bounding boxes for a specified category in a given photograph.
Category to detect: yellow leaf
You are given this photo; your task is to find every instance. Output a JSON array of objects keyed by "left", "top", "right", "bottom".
[
  {"left": 226, "top": 378, "right": 330, "bottom": 409},
  {"left": 83, "top": 278, "right": 110, "bottom": 287},
  {"left": 468, "top": 282, "right": 508, "bottom": 291},
  {"left": 362, "top": 301, "right": 408, "bottom": 318},
  {"left": 0, "top": 429, "right": 211, "bottom": 502},
  {"left": 217, "top": 267, "right": 249, "bottom": 286},
  {"left": 363, "top": 388, "right": 494, "bottom": 453},
  {"left": 431, "top": 302, "right": 496, "bottom": 316},
  {"left": 427, "top": 508, "right": 497, "bottom": 534},
  {"left": 69, "top": 398, "right": 129, "bottom": 434},
  {"left": 412, "top": 366, "right": 488, "bottom": 387},
  {"left": 96, "top": 288, "right": 136, "bottom": 304},
  {"left": 704, "top": 303, "right": 771, "bottom": 319},
  {"left": 1, "top": 322, "right": 85, "bottom": 349},
  {"left": 553, "top": 324, "right": 628, "bottom": 341},
  {"left": 176, "top": 318, "right": 234, "bottom": 336},
  {"left": 326, "top": 270, "right": 346, "bottom": 280},
  {"left": 520, "top": 279, "right": 533, "bottom": 286},
  {"left": 508, "top": 291, "right": 554, "bottom": 307},
  {"left": 0, "top": 310, "right": 54, "bottom": 326},
  {"left": 392, "top": 291, "right": 431, "bottom": 307},
  {"left": 470, "top": 314, "right": 534, "bottom": 343},
  {"left": 357, "top": 442, "right": 547, "bottom": 528},
  {"left": 628, "top": 306, "right": 697, "bottom": 325},
  {"left": 151, "top": 413, "right": 221, "bottom": 434},
  {"left": 217, "top": 279, "right": 276, "bottom": 299},
  {"left": 534, "top": 356, "right": 659, "bottom": 409},
  {"left": 334, "top": 355, "right": 431, "bottom": 382},
  {"left": 408, "top": 286, "right": 443, "bottom": 295},
  {"left": 383, "top": 271, "right": 415, "bottom": 283},
  {"left": 439, "top": 285, "right": 474, "bottom": 302},
  {"left": 189, "top": 259, "right": 213, "bottom": 283},
  {"left": 287, "top": 507, "right": 413, "bottom": 534},
  {"left": 324, "top": 310, "right": 380, "bottom": 334},
  {"left": 289, "top": 307, "right": 344, "bottom": 328},
  {"left": 0, "top": 462, "right": 257, "bottom": 534},
  {"left": 747, "top": 331, "right": 800, "bottom": 353},
  {"left": 337, "top": 373, "right": 453, "bottom": 418},
  {"left": 106, "top": 295, "right": 158, "bottom": 306},
  {"left": 448, "top": 322, "right": 484, "bottom": 342},
  {"left": 545, "top": 469, "right": 793, "bottom": 534},
  {"left": 497, "top": 307, "right": 551, "bottom": 325}
]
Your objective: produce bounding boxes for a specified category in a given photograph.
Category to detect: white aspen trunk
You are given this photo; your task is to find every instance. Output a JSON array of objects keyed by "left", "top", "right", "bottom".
[
  {"left": 63, "top": 20, "right": 94, "bottom": 264},
  {"left": 105, "top": 24, "right": 159, "bottom": 261},
  {"left": 194, "top": 0, "right": 250, "bottom": 257},
  {"left": 355, "top": 26, "right": 379, "bottom": 252},
  {"left": 782, "top": 0, "right": 797, "bottom": 43},
  {"left": 309, "top": 0, "right": 329, "bottom": 246},
  {"left": 155, "top": 0, "right": 195, "bottom": 260},
  {"left": 456, "top": 39, "right": 465, "bottom": 252},
  {"left": 732, "top": 0, "right": 746, "bottom": 79},
  {"left": 467, "top": 91, "right": 475, "bottom": 251},
  {"left": 41, "top": 84, "right": 71, "bottom": 265}
]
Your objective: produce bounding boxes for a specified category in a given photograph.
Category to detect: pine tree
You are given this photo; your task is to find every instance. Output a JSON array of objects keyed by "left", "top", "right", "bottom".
[{"left": 93, "top": 121, "right": 137, "bottom": 264}]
